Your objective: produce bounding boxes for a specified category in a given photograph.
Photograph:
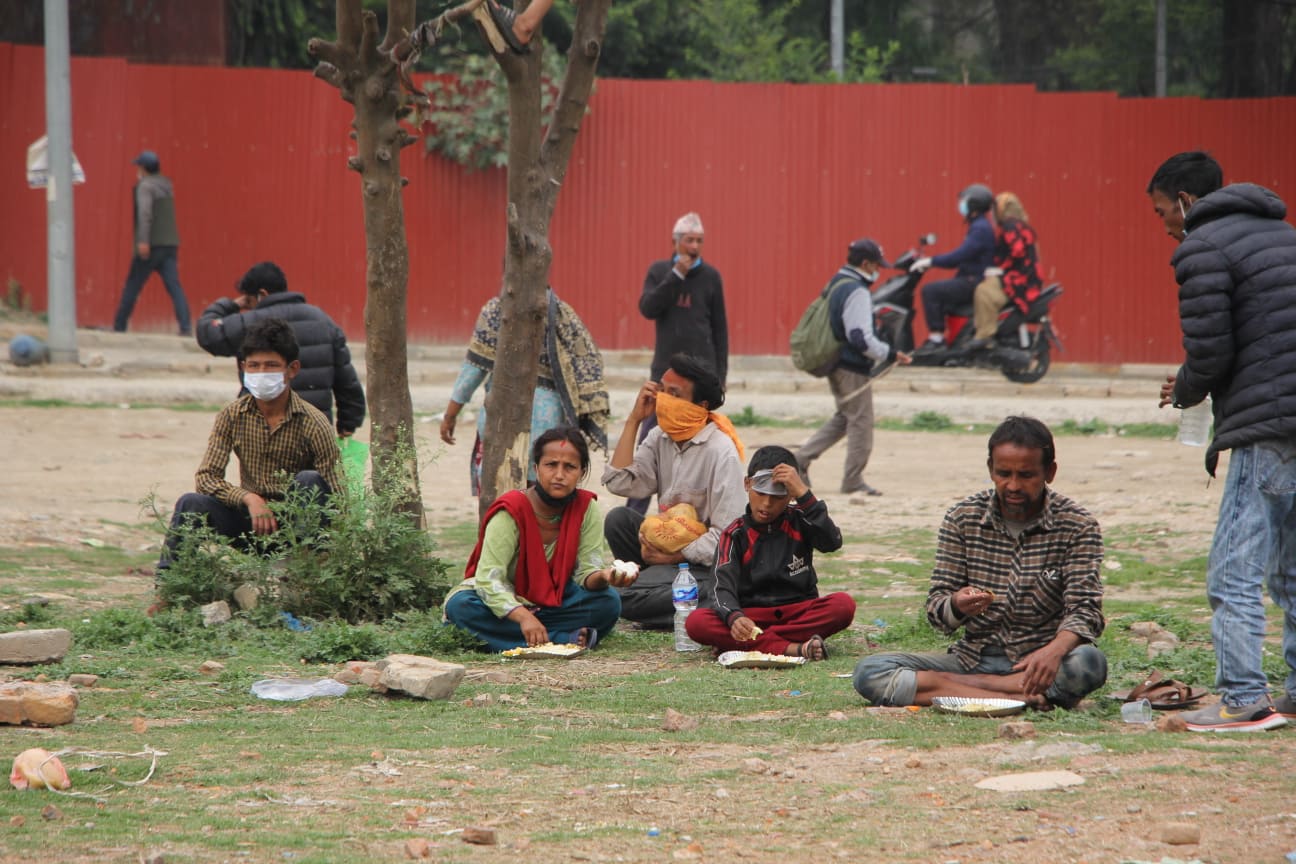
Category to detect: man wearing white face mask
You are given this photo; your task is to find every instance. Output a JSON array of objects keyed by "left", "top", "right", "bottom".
[
  {"left": 154, "top": 319, "right": 343, "bottom": 590},
  {"left": 796, "top": 238, "right": 912, "bottom": 496}
]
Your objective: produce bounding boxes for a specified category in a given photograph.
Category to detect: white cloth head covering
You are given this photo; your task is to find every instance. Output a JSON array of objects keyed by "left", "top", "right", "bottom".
[{"left": 672, "top": 211, "right": 704, "bottom": 237}]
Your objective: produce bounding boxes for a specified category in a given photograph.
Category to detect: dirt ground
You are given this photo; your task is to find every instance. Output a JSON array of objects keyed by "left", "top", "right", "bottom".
[
  {"left": 1, "top": 405, "right": 1223, "bottom": 561},
  {"left": 8, "top": 405, "right": 1296, "bottom": 863}
]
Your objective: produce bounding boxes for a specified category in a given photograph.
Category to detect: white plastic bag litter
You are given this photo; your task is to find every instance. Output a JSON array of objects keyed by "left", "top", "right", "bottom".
[{"left": 250, "top": 678, "right": 349, "bottom": 701}]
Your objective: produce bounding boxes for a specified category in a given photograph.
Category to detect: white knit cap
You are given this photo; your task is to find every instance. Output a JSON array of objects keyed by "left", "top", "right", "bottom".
[{"left": 672, "top": 211, "right": 704, "bottom": 237}]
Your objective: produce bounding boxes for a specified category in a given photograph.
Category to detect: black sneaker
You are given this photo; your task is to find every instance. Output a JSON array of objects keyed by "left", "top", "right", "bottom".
[{"left": 1182, "top": 695, "right": 1288, "bottom": 732}]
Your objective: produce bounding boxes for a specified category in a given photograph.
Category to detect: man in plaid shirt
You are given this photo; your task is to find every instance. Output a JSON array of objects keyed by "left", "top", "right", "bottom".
[
  {"left": 156, "top": 318, "right": 343, "bottom": 576},
  {"left": 853, "top": 416, "right": 1107, "bottom": 710}
]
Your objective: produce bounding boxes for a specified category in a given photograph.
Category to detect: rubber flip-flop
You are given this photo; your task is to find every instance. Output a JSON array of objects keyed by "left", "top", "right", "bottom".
[{"left": 485, "top": 0, "right": 529, "bottom": 54}]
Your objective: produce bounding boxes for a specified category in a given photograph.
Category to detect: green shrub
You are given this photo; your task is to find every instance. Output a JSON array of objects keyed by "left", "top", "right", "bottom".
[
  {"left": 74, "top": 608, "right": 154, "bottom": 648},
  {"left": 156, "top": 439, "right": 454, "bottom": 624},
  {"left": 909, "top": 411, "right": 952, "bottom": 431},
  {"left": 299, "top": 621, "right": 388, "bottom": 663}
]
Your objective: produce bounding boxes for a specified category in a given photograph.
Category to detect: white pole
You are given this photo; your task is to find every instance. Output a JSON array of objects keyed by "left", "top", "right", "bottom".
[{"left": 44, "top": 0, "right": 78, "bottom": 364}]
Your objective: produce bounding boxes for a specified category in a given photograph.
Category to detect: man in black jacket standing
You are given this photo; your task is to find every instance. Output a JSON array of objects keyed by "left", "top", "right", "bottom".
[
  {"left": 627, "top": 212, "right": 729, "bottom": 513},
  {"left": 196, "top": 261, "right": 366, "bottom": 437},
  {"left": 1149, "top": 151, "right": 1296, "bottom": 733}
]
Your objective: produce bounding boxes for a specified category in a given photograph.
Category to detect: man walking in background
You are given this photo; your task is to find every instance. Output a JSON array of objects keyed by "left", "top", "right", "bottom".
[
  {"left": 796, "top": 238, "right": 910, "bottom": 496},
  {"left": 1149, "top": 150, "right": 1296, "bottom": 733},
  {"left": 113, "top": 150, "right": 192, "bottom": 335}
]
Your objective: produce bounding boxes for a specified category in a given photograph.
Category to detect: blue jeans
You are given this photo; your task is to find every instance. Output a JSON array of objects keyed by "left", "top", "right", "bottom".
[
  {"left": 852, "top": 644, "right": 1107, "bottom": 709},
  {"left": 114, "top": 246, "right": 191, "bottom": 334},
  {"left": 1206, "top": 441, "right": 1296, "bottom": 704},
  {"left": 444, "top": 578, "right": 622, "bottom": 652}
]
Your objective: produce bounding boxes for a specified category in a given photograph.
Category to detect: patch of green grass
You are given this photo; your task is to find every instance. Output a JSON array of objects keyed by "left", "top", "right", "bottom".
[{"left": 728, "top": 404, "right": 807, "bottom": 428}]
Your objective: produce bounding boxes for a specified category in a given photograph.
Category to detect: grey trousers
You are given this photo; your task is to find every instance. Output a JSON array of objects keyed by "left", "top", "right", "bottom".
[
  {"left": 796, "top": 366, "right": 874, "bottom": 492},
  {"left": 852, "top": 644, "right": 1109, "bottom": 710},
  {"left": 603, "top": 505, "right": 715, "bottom": 630}
]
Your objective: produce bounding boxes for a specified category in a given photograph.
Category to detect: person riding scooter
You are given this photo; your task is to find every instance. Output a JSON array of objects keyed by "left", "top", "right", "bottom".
[
  {"left": 910, "top": 184, "right": 995, "bottom": 354},
  {"left": 968, "top": 192, "right": 1044, "bottom": 351}
]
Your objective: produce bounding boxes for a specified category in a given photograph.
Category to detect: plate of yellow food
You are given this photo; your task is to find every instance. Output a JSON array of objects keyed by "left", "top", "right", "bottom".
[
  {"left": 717, "top": 650, "right": 807, "bottom": 669},
  {"left": 930, "top": 696, "right": 1026, "bottom": 717},
  {"left": 500, "top": 642, "right": 586, "bottom": 659}
]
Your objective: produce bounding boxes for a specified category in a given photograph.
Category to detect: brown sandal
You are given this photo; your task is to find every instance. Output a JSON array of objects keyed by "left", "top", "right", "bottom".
[{"left": 1111, "top": 670, "right": 1207, "bottom": 709}]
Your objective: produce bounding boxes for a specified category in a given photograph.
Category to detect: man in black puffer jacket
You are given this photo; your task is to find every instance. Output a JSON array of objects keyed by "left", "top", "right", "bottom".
[
  {"left": 1148, "top": 151, "right": 1296, "bottom": 734},
  {"left": 196, "top": 261, "right": 366, "bottom": 436}
]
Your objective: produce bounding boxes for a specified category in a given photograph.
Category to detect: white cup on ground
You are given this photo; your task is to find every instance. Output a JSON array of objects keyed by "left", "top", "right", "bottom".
[{"left": 1120, "top": 698, "right": 1153, "bottom": 724}]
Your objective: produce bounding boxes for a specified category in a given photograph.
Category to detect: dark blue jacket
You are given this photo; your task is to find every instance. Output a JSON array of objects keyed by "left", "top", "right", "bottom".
[
  {"left": 196, "top": 292, "right": 366, "bottom": 434},
  {"left": 1170, "top": 183, "right": 1296, "bottom": 475},
  {"left": 932, "top": 214, "right": 995, "bottom": 280}
]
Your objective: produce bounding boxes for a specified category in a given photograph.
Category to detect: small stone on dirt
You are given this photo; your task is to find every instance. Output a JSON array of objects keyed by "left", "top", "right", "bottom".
[
  {"left": 662, "top": 708, "right": 697, "bottom": 731},
  {"left": 200, "top": 601, "right": 231, "bottom": 627},
  {"left": 67, "top": 673, "right": 98, "bottom": 687},
  {"left": 998, "top": 721, "right": 1035, "bottom": 739},
  {"left": 10, "top": 815, "right": 25, "bottom": 827},
  {"left": 975, "top": 770, "right": 1085, "bottom": 792},
  {"left": 742, "top": 757, "right": 770, "bottom": 775},
  {"left": 904, "top": 757, "right": 922, "bottom": 768},
  {"left": 199, "top": 660, "right": 225, "bottom": 675},
  {"left": 461, "top": 826, "right": 497, "bottom": 845},
  {"left": 1156, "top": 713, "right": 1189, "bottom": 733},
  {"left": 0, "top": 628, "right": 73, "bottom": 664},
  {"left": 0, "top": 681, "right": 79, "bottom": 726},
  {"left": 40, "top": 804, "right": 61, "bottom": 821},
  {"left": 404, "top": 837, "right": 431, "bottom": 858},
  {"left": 827, "top": 710, "right": 849, "bottom": 721},
  {"left": 1160, "top": 822, "right": 1201, "bottom": 845},
  {"left": 232, "top": 584, "right": 260, "bottom": 611},
  {"left": 139, "top": 853, "right": 165, "bottom": 864}
]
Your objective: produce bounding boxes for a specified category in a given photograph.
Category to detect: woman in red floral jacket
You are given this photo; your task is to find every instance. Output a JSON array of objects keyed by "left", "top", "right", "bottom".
[{"left": 971, "top": 192, "right": 1044, "bottom": 345}]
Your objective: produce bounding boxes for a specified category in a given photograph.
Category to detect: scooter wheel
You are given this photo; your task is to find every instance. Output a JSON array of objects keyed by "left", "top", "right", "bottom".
[{"left": 1002, "top": 339, "right": 1050, "bottom": 384}]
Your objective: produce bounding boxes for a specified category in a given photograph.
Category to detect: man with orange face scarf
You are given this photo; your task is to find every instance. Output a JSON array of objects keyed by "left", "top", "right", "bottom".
[{"left": 601, "top": 354, "right": 747, "bottom": 629}]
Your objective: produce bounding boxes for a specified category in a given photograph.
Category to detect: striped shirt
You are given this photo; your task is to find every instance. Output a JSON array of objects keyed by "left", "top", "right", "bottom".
[
  {"left": 927, "top": 488, "right": 1105, "bottom": 669},
  {"left": 195, "top": 392, "right": 343, "bottom": 509}
]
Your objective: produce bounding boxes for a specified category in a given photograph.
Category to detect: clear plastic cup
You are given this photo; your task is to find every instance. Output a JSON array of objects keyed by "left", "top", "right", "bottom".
[
  {"left": 1120, "top": 698, "right": 1153, "bottom": 724},
  {"left": 1178, "top": 397, "right": 1212, "bottom": 447}
]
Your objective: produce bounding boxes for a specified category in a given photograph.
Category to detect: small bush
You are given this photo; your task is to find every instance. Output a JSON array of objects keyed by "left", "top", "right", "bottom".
[
  {"left": 0, "top": 601, "right": 59, "bottom": 630},
  {"left": 909, "top": 411, "right": 953, "bottom": 431},
  {"left": 299, "top": 621, "right": 388, "bottom": 663},
  {"left": 386, "top": 609, "right": 487, "bottom": 655},
  {"left": 157, "top": 437, "right": 455, "bottom": 624},
  {"left": 75, "top": 608, "right": 154, "bottom": 648}
]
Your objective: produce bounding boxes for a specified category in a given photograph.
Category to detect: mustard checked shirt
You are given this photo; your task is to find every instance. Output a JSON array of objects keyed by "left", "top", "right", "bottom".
[
  {"left": 195, "top": 392, "right": 343, "bottom": 509},
  {"left": 926, "top": 487, "right": 1105, "bottom": 669}
]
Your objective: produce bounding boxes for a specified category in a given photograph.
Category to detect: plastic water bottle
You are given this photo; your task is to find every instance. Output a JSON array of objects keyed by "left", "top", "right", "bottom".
[
  {"left": 1178, "top": 395, "right": 1212, "bottom": 447},
  {"left": 672, "top": 563, "right": 701, "bottom": 652}
]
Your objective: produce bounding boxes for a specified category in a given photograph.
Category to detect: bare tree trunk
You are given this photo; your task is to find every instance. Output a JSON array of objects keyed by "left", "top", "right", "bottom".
[
  {"left": 478, "top": 0, "right": 611, "bottom": 519},
  {"left": 309, "top": 0, "right": 425, "bottom": 525}
]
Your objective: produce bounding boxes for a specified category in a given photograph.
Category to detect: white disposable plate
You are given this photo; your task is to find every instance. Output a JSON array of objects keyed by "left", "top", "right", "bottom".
[
  {"left": 931, "top": 696, "right": 1027, "bottom": 717},
  {"left": 500, "top": 643, "right": 586, "bottom": 659},
  {"left": 717, "top": 650, "right": 807, "bottom": 669}
]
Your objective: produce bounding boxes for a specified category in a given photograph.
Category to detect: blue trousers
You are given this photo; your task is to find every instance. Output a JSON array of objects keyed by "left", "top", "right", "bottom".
[
  {"left": 114, "top": 246, "right": 191, "bottom": 334},
  {"left": 444, "top": 578, "right": 622, "bottom": 652}
]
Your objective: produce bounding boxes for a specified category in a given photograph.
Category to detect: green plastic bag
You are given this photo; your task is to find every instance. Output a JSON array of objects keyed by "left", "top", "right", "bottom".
[{"left": 337, "top": 436, "right": 369, "bottom": 492}]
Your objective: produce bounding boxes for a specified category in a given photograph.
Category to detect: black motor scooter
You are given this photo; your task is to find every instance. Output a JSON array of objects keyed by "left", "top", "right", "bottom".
[{"left": 871, "top": 234, "right": 1063, "bottom": 384}]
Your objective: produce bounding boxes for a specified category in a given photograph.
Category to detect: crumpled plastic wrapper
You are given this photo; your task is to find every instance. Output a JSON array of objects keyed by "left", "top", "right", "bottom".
[{"left": 10, "top": 748, "right": 71, "bottom": 791}]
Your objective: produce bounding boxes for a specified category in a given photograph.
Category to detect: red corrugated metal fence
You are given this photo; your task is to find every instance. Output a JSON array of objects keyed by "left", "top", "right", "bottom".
[{"left": 3, "top": 42, "right": 1295, "bottom": 364}]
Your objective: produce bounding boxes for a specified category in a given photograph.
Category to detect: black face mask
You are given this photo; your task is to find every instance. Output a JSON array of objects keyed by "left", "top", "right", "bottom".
[{"left": 533, "top": 483, "right": 575, "bottom": 510}]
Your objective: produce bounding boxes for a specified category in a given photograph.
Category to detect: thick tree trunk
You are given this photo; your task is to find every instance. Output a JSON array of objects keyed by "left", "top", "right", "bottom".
[
  {"left": 478, "top": 0, "right": 612, "bottom": 520},
  {"left": 309, "top": 0, "right": 425, "bottom": 525}
]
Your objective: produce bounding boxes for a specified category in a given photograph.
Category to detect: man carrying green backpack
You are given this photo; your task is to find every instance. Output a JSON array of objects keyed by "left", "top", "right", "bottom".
[{"left": 791, "top": 238, "right": 911, "bottom": 496}]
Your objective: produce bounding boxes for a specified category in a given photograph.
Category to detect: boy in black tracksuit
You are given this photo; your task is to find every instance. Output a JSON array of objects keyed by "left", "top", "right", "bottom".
[{"left": 684, "top": 445, "right": 857, "bottom": 660}]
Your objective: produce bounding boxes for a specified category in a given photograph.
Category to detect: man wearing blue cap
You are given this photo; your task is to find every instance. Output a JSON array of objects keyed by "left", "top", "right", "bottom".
[
  {"left": 795, "top": 238, "right": 911, "bottom": 496},
  {"left": 113, "top": 150, "right": 192, "bottom": 335}
]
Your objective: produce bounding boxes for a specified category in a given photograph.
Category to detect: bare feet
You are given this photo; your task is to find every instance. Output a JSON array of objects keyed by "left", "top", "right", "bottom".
[{"left": 576, "top": 627, "right": 598, "bottom": 649}]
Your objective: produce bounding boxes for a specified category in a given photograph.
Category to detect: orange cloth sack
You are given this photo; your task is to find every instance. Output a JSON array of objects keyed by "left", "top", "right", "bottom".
[
  {"left": 9, "top": 748, "right": 71, "bottom": 791},
  {"left": 642, "top": 503, "right": 706, "bottom": 554}
]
